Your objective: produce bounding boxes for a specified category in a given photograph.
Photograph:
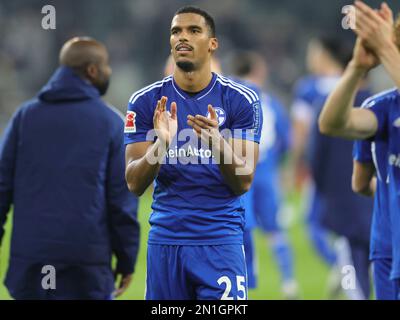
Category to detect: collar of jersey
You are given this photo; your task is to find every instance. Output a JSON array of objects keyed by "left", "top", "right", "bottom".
[{"left": 172, "top": 72, "right": 218, "bottom": 100}]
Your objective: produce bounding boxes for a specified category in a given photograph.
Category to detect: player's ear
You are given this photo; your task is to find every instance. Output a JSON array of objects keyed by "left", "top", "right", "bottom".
[
  {"left": 209, "top": 38, "right": 218, "bottom": 53},
  {"left": 86, "top": 63, "right": 99, "bottom": 80}
]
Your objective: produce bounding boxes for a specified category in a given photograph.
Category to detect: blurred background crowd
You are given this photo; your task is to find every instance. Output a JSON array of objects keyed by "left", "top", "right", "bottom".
[{"left": 1, "top": 0, "right": 399, "bottom": 134}]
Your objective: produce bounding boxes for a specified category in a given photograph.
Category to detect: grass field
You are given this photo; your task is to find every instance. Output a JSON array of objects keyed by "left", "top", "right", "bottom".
[{"left": 0, "top": 189, "right": 333, "bottom": 300}]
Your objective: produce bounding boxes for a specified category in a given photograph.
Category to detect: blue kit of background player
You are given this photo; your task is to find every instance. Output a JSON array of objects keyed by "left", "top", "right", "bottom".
[
  {"left": 293, "top": 74, "right": 342, "bottom": 268},
  {"left": 353, "top": 106, "right": 394, "bottom": 299},
  {"left": 366, "top": 88, "right": 400, "bottom": 300},
  {"left": 243, "top": 92, "right": 297, "bottom": 295},
  {"left": 308, "top": 88, "right": 374, "bottom": 299}
]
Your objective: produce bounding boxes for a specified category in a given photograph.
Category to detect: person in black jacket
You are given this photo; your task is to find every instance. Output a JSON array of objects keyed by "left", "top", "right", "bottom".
[{"left": 0, "top": 37, "right": 140, "bottom": 300}]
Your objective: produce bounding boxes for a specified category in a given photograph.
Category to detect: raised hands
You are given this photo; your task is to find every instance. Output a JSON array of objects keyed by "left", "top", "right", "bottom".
[
  {"left": 350, "top": 37, "right": 380, "bottom": 72},
  {"left": 187, "top": 104, "right": 222, "bottom": 149},
  {"left": 352, "top": 1, "right": 400, "bottom": 89},
  {"left": 153, "top": 96, "right": 178, "bottom": 146},
  {"left": 354, "top": 1, "right": 395, "bottom": 55}
]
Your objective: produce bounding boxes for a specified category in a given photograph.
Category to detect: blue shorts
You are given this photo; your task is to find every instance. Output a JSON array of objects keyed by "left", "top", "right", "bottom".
[
  {"left": 373, "top": 258, "right": 396, "bottom": 300},
  {"left": 146, "top": 244, "right": 248, "bottom": 300},
  {"left": 395, "top": 279, "right": 400, "bottom": 300},
  {"left": 243, "top": 229, "right": 257, "bottom": 289}
]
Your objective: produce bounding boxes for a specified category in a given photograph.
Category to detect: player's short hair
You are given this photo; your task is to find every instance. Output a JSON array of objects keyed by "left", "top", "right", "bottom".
[
  {"left": 395, "top": 14, "right": 400, "bottom": 50},
  {"left": 318, "top": 35, "right": 353, "bottom": 69},
  {"left": 231, "top": 51, "right": 261, "bottom": 77},
  {"left": 174, "top": 6, "right": 216, "bottom": 37}
]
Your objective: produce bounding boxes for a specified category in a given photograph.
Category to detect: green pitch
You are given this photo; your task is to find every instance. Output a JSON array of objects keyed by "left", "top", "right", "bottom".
[{"left": 0, "top": 189, "right": 333, "bottom": 300}]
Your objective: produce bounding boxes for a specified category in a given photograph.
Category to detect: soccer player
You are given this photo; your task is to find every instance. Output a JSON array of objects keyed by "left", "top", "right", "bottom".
[
  {"left": 0, "top": 37, "right": 140, "bottom": 299},
  {"left": 230, "top": 51, "right": 299, "bottom": 299},
  {"left": 308, "top": 82, "right": 374, "bottom": 300},
  {"left": 306, "top": 34, "right": 374, "bottom": 299},
  {"left": 318, "top": 1, "right": 400, "bottom": 299},
  {"left": 352, "top": 136, "right": 395, "bottom": 299},
  {"left": 167, "top": 53, "right": 260, "bottom": 294},
  {"left": 292, "top": 36, "right": 373, "bottom": 297},
  {"left": 291, "top": 37, "right": 347, "bottom": 279},
  {"left": 125, "top": 6, "right": 262, "bottom": 300},
  {"left": 291, "top": 36, "right": 347, "bottom": 186}
]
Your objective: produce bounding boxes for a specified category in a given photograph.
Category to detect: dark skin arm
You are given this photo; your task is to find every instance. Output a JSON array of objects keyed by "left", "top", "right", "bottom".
[
  {"left": 187, "top": 105, "right": 259, "bottom": 195},
  {"left": 352, "top": 160, "right": 376, "bottom": 197},
  {"left": 125, "top": 141, "right": 158, "bottom": 196},
  {"left": 125, "top": 97, "right": 177, "bottom": 196},
  {"left": 113, "top": 273, "right": 132, "bottom": 298}
]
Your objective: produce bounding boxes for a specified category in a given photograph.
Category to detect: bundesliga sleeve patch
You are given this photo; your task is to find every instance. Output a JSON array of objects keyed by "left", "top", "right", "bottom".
[
  {"left": 252, "top": 102, "right": 261, "bottom": 134},
  {"left": 124, "top": 111, "right": 137, "bottom": 133}
]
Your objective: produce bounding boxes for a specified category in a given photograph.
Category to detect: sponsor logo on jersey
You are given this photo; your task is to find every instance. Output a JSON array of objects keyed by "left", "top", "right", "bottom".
[
  {"left": 125, "top": 111, "right": 136, "bottom": 133},
  {"left": 166, "top": 145, "right": 214, "bottom": 159},
  {"left": 207, "top": 107, "right": 226, "bottom": 126}
]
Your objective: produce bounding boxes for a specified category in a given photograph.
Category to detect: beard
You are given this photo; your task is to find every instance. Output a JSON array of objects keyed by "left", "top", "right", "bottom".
[
  {"left": 96, "top": 78, "right": 110, "bottom": 96},
  {"left": 176, "top": 60, "right": 196, "bottom": 72}
]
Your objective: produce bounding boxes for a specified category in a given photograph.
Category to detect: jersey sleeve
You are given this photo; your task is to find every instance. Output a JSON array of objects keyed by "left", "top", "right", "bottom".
[
  {"left": 230, "top": 92, "right": 263, "bottom": 144},
  {"left": 364, "top": 97, "right": 388, "bottom": 141},
  {"left": 272, "top": 96, "right": 291, "bottom": 156},
  {"left": 290, "top": 78, "right": 315, "bottom": 124},
  {"left": 124, "top": 93, "right": 154, "bottom": 145},
  {"left": 353, "top": 139, "right": 372, "bottom": 163}
]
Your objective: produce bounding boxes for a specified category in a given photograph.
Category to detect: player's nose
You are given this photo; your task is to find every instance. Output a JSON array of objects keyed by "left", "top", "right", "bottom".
[{"left": 178, "top": 30, "right": 190, "bottom": 42}]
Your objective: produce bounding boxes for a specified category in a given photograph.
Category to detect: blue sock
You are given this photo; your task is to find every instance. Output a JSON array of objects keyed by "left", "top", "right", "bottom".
[
  {"left": 308, "top": 222, "right": 337, "bottom": 266},
  {"left": 269, "top": 231, "right": 295, "bottom": 283}
]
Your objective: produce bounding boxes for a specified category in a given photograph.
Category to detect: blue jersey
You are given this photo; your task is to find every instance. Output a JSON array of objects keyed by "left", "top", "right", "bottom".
[
  {"left": 256, "top": 93, "right": 290, "bottom": 190},
  {"left": 229, "top": 78, "right": 262, "bottom": 232},
  {"left": 308, "top": 89, "right": 373, "bottom": 243},
  {"left": 292, "top": 75, "right": 341, "bottom": 124},
  {"left": 353, "top": 97, "right": 391, "bottom": 261},
  {"left": 234, "top": 80, "right": 290, "bottom": 231},
  {"left": 242, "top": 186, "right": 256, "bottom": 230},
  {"left": 124, "top": 73, "right": 262, "bottom": 245},
  {"left": 251, "top": 93, "right": 291, "bottom": 231},
  {"left": 368, "top": 88, "right": 400, "bottom": 280}
]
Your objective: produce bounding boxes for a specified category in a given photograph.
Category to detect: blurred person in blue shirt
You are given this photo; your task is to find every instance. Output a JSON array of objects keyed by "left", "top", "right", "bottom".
[
  {"left": 291, "top": 37, "right": 346, "bottom": 279},
  {"left": 292, "top": 35, "right": 374, "bottom": 298},
  {"left": 310, "top": 32, "right": 376, "bottom": 299},
  {"left": 231, "top": 51, "right": 298, "bottom": 299}
]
